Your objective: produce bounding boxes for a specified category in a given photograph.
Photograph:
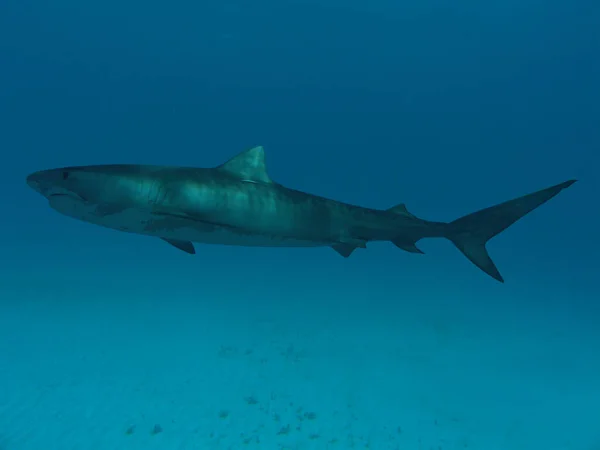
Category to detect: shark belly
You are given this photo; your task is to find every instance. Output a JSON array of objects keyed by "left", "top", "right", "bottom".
[
  {"left": 159, "top": 225, "right": 325, "bottom": 247},
  {"left": 49, "top": 195, "right": 327, "bottom": 248},
  {"left": 142, "top": 209, "right": 327, "bottom": 247}
]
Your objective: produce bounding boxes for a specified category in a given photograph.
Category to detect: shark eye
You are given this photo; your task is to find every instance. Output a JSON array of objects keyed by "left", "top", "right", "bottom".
[{"left": 62, "top": 171, "right": 70, "bottom": 180}]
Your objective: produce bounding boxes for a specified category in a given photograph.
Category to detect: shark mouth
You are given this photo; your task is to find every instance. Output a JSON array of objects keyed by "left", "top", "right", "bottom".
[{"left": 47, "top": 190, "right": 88, "bottom": 203}]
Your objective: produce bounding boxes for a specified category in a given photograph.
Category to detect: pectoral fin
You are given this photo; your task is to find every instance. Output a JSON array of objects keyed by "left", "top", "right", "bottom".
[
  {"left": 161, "top": 238, "right": 196, "bottom": 254},
  {"left": 331, "top": 237, "right": 367, "bottom": 258}
]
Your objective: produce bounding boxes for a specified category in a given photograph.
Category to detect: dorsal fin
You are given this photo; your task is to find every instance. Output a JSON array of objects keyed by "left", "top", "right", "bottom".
[
  {"left": 217, "top": 146, "right": 272, "bottom": 183},
  {"left": 387, "top": 203, "right": 417, "bottom": 219}
]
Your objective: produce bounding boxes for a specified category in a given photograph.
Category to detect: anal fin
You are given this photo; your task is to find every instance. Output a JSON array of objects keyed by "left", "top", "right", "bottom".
[
  {"left": 161, "top": 238, "right": 196, "bottom": 254},
  {"left": 392, "top": 238, "right": 424, "bottom": 254}
]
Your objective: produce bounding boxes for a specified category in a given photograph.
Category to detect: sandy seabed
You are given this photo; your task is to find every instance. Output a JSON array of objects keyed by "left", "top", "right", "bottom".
[{"left": 0, "top": 277, "right": 598, "bottom": 450}]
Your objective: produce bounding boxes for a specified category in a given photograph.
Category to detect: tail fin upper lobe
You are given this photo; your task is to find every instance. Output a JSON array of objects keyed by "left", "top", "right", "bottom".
[{"left": 445, "top": 179, "right": 576, "bottom": 282}]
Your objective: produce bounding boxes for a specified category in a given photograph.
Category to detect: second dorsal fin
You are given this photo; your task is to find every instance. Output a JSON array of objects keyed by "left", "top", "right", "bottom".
[
  {"left": 387, "top": 203, "right": 417, "bottom": 219},
  {"left": 217, "top": 145, "right": 272, "bottom": 183}
]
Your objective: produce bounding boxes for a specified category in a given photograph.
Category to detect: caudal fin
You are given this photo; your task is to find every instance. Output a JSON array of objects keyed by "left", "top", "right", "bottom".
[{"left": 446, "top": 179, "right": 576, "bottom": 282}]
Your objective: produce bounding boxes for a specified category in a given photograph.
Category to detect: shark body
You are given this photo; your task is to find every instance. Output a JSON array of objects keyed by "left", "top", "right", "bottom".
[{"left": 26, "top": 145, "right": 576, "bottom": 282}]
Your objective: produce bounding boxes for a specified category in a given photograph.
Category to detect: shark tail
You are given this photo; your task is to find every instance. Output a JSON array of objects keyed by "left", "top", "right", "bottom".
[{"left": 443, "top": 179, "right": 576, "bottom": 282}]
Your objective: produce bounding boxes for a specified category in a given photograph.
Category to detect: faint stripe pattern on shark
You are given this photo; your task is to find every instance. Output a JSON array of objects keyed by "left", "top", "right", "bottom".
[{"left": 26, "top": 145, "right": 576, "bottom": 282}]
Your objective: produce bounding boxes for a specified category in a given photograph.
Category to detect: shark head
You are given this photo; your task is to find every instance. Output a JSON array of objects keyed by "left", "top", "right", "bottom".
[
  {"left": 27, "top": 167, "right": 91, "bottom": 201},
  {"left": 26, "top": 167, "right": 108, "bottom": 220}
]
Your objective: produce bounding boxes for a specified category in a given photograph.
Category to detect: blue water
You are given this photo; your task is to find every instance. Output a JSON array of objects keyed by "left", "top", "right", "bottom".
[{"left": 1, "top": 0, "right": 599, "bottom": 449}]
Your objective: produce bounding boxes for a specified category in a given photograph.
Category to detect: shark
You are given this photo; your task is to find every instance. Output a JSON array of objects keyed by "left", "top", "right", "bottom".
[{"left": 26, "top": 145, "right": 576, "bottom": 282}]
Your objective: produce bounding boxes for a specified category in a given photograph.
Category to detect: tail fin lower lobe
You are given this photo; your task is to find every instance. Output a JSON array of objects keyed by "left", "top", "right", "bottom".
[{"left": 445, "top": 179, "right": 576, "bottom": 282}]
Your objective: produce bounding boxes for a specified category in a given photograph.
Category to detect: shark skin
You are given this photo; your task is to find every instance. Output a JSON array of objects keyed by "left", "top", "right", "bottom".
[{"left": 26, "top": 145, "right": 576, "bottom": 282}]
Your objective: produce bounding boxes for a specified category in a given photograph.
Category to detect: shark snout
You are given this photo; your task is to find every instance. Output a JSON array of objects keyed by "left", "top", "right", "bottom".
[
  {"left": 26, "top": 169, "right": 71, "bottom": 196},
  {"left": 26, "top": 171, "right": 45, "bottom": 193}
]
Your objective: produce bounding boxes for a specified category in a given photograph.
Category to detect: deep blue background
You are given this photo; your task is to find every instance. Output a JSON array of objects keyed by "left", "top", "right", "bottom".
[
  {"left": 1, "top": 0, "right": 597, "bottom": 291},
  {"left": 0, "top": 0, "right": 598, "bottom": 318},
  {"left": 0, "top": 1, "right": 599, "bottom": 447}
]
